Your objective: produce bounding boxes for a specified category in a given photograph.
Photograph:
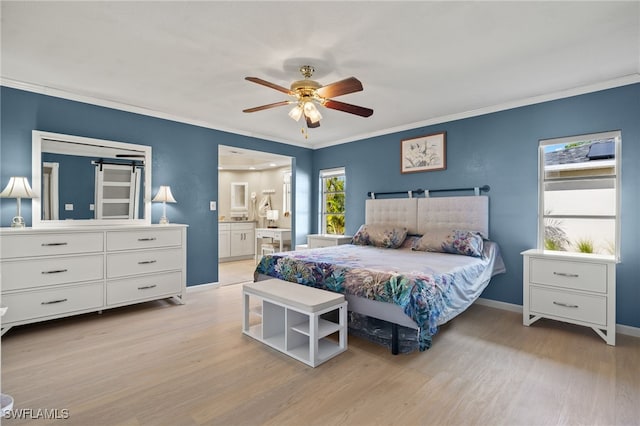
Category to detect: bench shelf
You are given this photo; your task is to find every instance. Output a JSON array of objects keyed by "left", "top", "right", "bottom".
[{"left": 242, "top": 279, "right": 347, "bottom": 367}]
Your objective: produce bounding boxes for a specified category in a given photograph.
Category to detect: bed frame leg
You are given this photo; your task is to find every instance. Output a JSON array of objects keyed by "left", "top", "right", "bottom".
[{"left": 391, "top": 323, "right": 399, "bottom": 355}]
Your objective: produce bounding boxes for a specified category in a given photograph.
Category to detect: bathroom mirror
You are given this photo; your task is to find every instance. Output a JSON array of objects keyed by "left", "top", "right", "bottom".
[
  {"left": 32, "top": 130, "right": 151, "bottom": 227},
  {"left": 282, "top": 170, "right": 291, "bottom": 216},
  {"left": 230, "top": 182, "right": 249, "bottom": 219}
]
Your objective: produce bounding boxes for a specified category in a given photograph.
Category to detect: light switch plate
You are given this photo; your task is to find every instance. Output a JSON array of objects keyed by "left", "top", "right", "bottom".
[{"left": 210, "top": 201, "right": 216, "bottom": 211}]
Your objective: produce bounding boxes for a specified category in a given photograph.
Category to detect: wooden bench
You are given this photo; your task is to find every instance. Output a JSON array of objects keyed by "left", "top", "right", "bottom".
[{"left": 242, "top": 279, "right": 347, "bottom": 367}]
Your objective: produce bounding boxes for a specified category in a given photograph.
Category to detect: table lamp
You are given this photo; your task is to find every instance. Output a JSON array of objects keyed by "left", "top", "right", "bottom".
[
  {"left": 266, "top": 209, "right": 279, "bottom": 228},
  {"left": 0, "top": 177, "right": 34, "bottom": 228},
  {"left": 152, "top": 185, "right": 176, "bottom": 224}
]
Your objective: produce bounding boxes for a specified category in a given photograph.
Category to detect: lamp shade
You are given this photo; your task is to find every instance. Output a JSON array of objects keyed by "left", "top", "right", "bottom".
[
  {"left": 0, "top": 177, "right": 34, "bottom": 199},
  {"left": 266, "top": 209, "right": 279, "bottom": 221},
  {"left": 152, "top": 186, "right": 176, "bottom": 203}
]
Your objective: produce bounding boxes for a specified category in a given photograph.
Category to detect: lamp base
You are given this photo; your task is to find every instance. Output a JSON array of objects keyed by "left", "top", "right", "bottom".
[
  {"left": 159, "top": 216, "right": 169, "bottom": 225},
  {"left": 11, "top": 216, "right": 25, "bottom": 228}
]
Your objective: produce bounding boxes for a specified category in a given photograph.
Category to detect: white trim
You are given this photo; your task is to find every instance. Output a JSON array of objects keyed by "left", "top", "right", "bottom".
[
  {"left": 616, "top": 323, "right": 640, "bottom": 339},
  {"left": 476, "top": 297, "right": 522, "bottom": 313},
  {"left": 476, "top": 297, "right": 640, "bottom": 339},
  {"left": 186, "top": 282, "right": 220, "bottom": 292},
  {"left": 3, "top": 74, "right": 639, "bottom": 150},
  {"left": 313, "top": 74, "right": 640, "bottom": 149}
]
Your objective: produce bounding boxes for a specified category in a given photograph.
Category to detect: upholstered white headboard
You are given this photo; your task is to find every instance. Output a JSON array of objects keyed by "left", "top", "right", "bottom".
[
  {"left": 365, "top": 195, "right": 489, "bottom": 238},
  {"left": 417, "top": 196, "right": 489, "bottom": 238},
  {"left": 365, "top": 198, "right": 418, "bottom": 235}
]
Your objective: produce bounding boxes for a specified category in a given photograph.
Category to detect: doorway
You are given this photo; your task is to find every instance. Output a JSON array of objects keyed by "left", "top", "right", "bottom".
[{"left": 218, "top": 145, "right": 294, "bottom": 285}]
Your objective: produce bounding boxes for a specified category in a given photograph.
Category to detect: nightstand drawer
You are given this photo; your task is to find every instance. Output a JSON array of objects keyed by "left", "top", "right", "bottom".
[
  {"left": 2, "top": 255, "right": 104, "bottom": 291},
  {"left": 106, "top": 272, "right": 182, "bottom": 305},
  {"left": 529, "top": 286, "right": 606, "bottom": 326},
  {"left": 529, "top": 258, "right": 607, "bottom": 293},
  {"left": 1, "top": 232, "right": 103, "bottom": 259},
  {"left": 106, "top": 248, "right": 183, "bottom": 278},
  {"left": 2, "top": 283, "right": 104, "bottom": 323}
]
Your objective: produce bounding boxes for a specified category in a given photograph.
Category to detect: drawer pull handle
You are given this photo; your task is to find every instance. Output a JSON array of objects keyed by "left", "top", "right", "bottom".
[
  {"left": 41, "top": 298, "right": 68, "bottom": 305},
  {"left": 553, "top": 272, "right": 579, "bottom": 278},
  {"left": 41, "top": 269, "right": 68, "bottom": 274},
  {"left": 138, "top": 260, "right": 157, "bottom": 265},
  {"left": 138, "top": 285, "right": 157, "bottom": 290},
  {"left": 41, "top": 242, "right": 68, "bottom": 246},
  {"left": 138, "top": 237, "right": 157, "bottom": 241},
  {"left": 553, "top": 301, "right": 579, "bottom": 308}
]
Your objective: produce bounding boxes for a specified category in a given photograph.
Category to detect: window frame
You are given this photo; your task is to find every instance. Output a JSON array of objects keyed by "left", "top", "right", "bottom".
[
  {"left": 319, "top": 167, "right": 346, "bottom": 235},
  {"left": 538, "top": 130, "right": 621, "bottom": 260}
]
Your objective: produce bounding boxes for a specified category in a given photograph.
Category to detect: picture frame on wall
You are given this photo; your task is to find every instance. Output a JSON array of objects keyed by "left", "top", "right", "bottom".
[{"left": 400, "top": 131, "right": 447, "bottom": 174}]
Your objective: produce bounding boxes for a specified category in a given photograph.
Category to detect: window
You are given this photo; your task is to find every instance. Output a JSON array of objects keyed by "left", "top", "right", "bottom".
[
  {"left": 320, "top": 167, "right": 346, "bottom": 235},
  {"left": 538, "top": 130, "right": 621, "bottom": 259}
]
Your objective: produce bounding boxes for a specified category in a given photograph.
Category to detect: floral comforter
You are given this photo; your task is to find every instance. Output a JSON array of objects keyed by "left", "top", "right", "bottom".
[{"left": 254, "top": 240, "right": 505, "bottom": 350}]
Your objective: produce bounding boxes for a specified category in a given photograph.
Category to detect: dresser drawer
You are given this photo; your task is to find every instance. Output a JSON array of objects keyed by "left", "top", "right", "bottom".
[
  {"left": 106, "top": 272, "right": 182, "bottom": 305},
  {"left": 1, "top": 283, "right": 104, "bottom": 324},
  {"left": 1, "top": 232, "right": 103, "bottom": 259},
  {"left": 106, "top": 228, "right": 182, "bottom": 251},
  {"left": 1, "top": 255, "right": 104, "bottom": 291},
  {"left": 106, "top": 248, "right": 183, "bottom": 278},
  {"left": 529, "top": 285, "right": 607, "bottom": 326},
  {"left": 529, "top": 258, "right": 607, "bottom": 293}
]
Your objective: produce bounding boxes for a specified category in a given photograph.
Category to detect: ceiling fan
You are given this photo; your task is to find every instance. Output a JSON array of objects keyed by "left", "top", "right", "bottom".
[{"left": 242, "top": 65, "right": 373, "bottom": 130}]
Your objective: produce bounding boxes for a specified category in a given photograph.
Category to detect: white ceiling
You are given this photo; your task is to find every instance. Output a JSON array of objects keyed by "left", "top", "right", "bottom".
[{"left": 2, "top": 1, "right": 639, "bottom": 150}]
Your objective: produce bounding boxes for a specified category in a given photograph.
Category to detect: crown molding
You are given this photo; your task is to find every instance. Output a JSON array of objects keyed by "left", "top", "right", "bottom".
[
  {"left": 0, "top": 78, "right": 309, "bottom": 149},
  {"left": 311, "top": 73, "right": 640, "bottom": 149},
  {"left": 3, "top": 73, "right": 639, "bottom": 151}
]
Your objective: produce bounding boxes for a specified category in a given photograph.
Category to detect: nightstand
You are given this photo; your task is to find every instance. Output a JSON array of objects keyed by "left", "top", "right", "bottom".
[
  {"left": 307, "top": 234, "right": 353, "bottom": 249},
  {"left": 521, "top": 249, "right": 616, "bottom": 345}
]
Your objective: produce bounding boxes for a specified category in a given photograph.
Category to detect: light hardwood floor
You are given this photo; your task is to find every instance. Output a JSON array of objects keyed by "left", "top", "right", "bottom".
[{"left": 1, "top": 282, "right": 639, "bottom": 426}]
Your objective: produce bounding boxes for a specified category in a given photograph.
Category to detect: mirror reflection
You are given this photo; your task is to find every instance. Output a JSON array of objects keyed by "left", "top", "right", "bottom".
[{"left": 32, "top": 131, "right": 151, "bottom": 226}]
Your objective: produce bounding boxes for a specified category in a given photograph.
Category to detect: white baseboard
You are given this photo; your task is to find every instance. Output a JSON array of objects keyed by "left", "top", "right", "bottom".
[
  {"left": 186, "top": 282, "right": 219, "bottom": 293},
  {"left": 476, "top": 297, "right": 522, "bottom": 313},
  {"left": 476, "top": 297, "right": 640, "bottom": 339}
]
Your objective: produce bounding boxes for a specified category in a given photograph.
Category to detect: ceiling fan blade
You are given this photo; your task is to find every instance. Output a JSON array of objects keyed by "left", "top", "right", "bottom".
[
  {"left": 306, "top": 116, "right": 320, "bottom": 128},
  {"left": 316, "top": 77, "right": 363, "bottom": 98},
  {"left": 245, "top": 77, "right": 293, "bottom": 95},
  {"left": 243, "top": 100, "right": 291, "bottom": 113},
  {"left": 323, "top": 99, "right": 374, "bottom": 117}
]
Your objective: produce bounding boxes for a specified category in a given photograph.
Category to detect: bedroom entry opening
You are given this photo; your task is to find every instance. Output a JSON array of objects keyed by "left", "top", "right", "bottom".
[{"left": 217, "top": 145, "right": 294, "bottom": 285}]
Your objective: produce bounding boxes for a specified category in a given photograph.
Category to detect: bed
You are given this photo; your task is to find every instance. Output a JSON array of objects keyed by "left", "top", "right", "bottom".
[{"left": 255, "top": 195, "right": 506, "bottom": 353}]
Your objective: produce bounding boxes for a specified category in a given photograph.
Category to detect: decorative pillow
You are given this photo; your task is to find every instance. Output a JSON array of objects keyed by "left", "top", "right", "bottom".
[
  {"left": 399, "top": 235, "right": 421, "bottom": 250},
  {"left": 351, "top": 224, "right": 408, "bottom": 249},
  {"left": 411, "top": 229, "right": 452, "bottom": 252},
  {"left": 412, "top": 229, "right": 484, "bottom": 257}
]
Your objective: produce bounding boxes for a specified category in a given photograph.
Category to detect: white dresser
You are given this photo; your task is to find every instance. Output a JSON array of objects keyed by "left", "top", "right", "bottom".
[
  {"left": 521, "top": 249, "right": 616, "bottom": 345},
  {"left": 0, "top": 224, "right": 187, "bottom": 335}
]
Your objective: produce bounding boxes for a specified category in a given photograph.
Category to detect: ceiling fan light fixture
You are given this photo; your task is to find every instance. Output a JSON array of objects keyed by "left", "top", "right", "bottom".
[
  {"left": 303, "top": 101, "right": 322, "bottom": 123},
  {"left": 288, "top": 104, "right": 303, "bottom": 121}
]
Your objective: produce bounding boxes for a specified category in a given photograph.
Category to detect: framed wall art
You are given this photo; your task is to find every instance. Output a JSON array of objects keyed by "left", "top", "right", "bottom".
[{"left": 400, "top": 131, "right": 446, "bottom": 173}]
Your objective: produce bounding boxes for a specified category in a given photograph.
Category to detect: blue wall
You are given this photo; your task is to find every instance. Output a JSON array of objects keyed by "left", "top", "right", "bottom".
[
  {"left": 1, "top": 84, "right": 638, "bottom": 329},
  {"left": 313, "top": 83, "right": 639, "bottom": 329},
  {"left": 0, "top": 87, "right": 314, "bottom": 286},
  {"left": 41, "top": 153, "right": 95, "bottom": 220}
]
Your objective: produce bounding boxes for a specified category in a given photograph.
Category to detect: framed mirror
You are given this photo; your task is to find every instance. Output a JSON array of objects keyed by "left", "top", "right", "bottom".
[
  {"left": 230, "top": 182, "right": 249, "bottom": 219},
  {"left": 32, "top": 130, "right": 152, "bottom": 227}
]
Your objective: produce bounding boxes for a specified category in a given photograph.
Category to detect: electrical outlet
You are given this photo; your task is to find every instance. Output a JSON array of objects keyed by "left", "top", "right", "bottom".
[
  {"left": 89, "top": 204, "right": 95, "bottom": 211},
  {"left": 210, "top": 201, "right": 217, "bottom": 211},
  {"left": 65, "top": 204, "right": 74, "bottom": 211}
]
